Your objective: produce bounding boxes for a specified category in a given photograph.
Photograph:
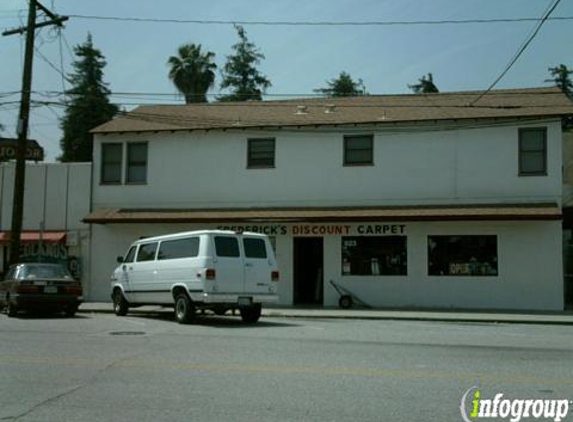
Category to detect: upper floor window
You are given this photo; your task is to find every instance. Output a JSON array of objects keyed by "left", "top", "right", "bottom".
[
  {"left": 101, "top": 143, "right": 123, "bottom": 184},
  {"left": 126, "top": 142, "right": 148, "bottom": 184},
  {"left": 247, "top": 138, "right": 275, "bottom": 168},
  {"left": 519, "top": 128, "right": 547, "bottom": 176},
  {"left": 344, "top": 135, "right": 373, "bottom": 166}
]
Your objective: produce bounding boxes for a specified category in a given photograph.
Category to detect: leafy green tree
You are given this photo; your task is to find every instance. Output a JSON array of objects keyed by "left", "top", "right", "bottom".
[
  {"left": 219, "top": 25, "right": 271, "bottom": 101},
  {"left": 59, "top": 34, "right": 118, "bottom": 162},
  {"left": 168, "top": 44, "right": 217, "bottom": 103},
  {"left": 408, "top": 73, "right": 439, "bottom": 94},
  {"left": 546, "top": 64, "right": 573, "bottom": 99},
  {"left": 314, "top": 72, "right": 367, "bottom": 97}
]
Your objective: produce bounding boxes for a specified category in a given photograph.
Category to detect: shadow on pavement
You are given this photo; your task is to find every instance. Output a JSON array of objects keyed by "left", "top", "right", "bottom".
[
  {"left": 125, "top": 310, "right": 301, "bottom": 328},
  {"left": 6, "top": 312, "right": 89, "bottom": 320}
]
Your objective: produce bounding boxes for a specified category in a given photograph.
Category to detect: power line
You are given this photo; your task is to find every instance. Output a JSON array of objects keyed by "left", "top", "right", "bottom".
[
  {"left": 33, "top": 45, "right": 72, "bottom": 83},
  {"left": 470, "top": 0, "right": 563, "bottom": 105},
  {"left": 66, "top": 13, "right": 573, "bottom": 27},
  {"left": 0, "top": 88, "right": 567, "bottom": 101},
  {"left": 57, "top": 27, "right": 67, "bottom": 94}
]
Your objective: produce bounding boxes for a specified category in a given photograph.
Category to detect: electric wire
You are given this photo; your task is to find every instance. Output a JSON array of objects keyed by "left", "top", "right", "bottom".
[
  {"left": 66, "top": 14, "right": 573, "bottom": 27},
  {"left": 470, "top": 0, "right": 563, "bottom": 105}
]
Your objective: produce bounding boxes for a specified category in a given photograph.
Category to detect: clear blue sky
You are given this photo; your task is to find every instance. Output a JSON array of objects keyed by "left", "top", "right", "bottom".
[{"left": 0, "top": 0, "right": 572, "bottom": 161}]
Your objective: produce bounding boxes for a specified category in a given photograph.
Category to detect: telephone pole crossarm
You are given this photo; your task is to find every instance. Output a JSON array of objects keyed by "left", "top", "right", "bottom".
[{"left": 2, "top": 16, "right": 68, "bottom": 37}]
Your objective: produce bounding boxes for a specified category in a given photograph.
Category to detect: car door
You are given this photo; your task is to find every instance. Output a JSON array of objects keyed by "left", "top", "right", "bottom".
[
  {"left": 242, "top": 235, "right": 273, "bottom": 294},
  {"left": 131, "top": 242, "right": 159, "bottom": 303},
  {"left": 119, "top": 245, "right": 138, "bottom": 302},
  {"left": 212, "top": 235, "right": 244, "bottom": 294}
]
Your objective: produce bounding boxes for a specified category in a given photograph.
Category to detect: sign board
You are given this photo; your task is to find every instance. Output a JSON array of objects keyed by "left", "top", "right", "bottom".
[{"left": 0, "top": 138, "right": 44, "bottom": 161}]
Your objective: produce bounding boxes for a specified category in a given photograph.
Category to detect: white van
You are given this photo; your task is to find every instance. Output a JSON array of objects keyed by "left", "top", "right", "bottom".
[{"left": 110, "top": 230, "right": 279, "bottom": 324}]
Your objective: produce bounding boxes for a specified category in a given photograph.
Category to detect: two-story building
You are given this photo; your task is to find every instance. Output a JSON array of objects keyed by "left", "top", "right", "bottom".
[{"left": 85, "top": 87, "right": 573, "bottom": 310}]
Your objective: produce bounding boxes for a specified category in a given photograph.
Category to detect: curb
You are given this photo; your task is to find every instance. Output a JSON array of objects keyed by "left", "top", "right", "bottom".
[{"left": 78, "top": 307, "right": 573, "bottom": 326}]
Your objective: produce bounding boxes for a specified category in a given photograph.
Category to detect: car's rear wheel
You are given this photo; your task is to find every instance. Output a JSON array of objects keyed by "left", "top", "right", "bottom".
[
  {"left": 64, "top": 304, "right": 78, "bottom": 317},
  {"left": 174, "top": 294, "right": 195, "bottom": 324},
  {"left": 6, "top": 298, "right": 17, "bottom": 317},
  {"left": 240, "top": 304, "right": 262, "bottom": 324},
  {"left": 113, "top": 291, "right": 129, "bottom": 316}
]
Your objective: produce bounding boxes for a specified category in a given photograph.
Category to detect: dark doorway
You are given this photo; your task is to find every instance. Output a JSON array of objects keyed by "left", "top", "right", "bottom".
[{"left": 293, "top": 237, "right": 323, "bottom": 305}]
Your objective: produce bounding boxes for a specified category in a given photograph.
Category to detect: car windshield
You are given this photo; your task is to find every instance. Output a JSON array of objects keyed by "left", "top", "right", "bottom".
[{"left": 20, "top": 265, "right": 72, "bottom": 279}]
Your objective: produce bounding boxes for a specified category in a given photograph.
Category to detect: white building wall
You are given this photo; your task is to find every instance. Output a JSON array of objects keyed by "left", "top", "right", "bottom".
[
  {"left": 87, "top": 119, "right": 564, "bottom": 309},
  {"left": 92, "top": 120, "right": 562, "bottom": 209},
  {"left": 89, "top": 220, "right": 563, "bottom": 310},
  {"left": 0, "top": 162, "right": 91, "bottom": 231}
]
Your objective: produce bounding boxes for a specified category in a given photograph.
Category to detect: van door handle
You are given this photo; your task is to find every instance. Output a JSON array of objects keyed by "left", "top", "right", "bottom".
[{"left": 245, "top": 263, "right": 253, "bottom": 267}]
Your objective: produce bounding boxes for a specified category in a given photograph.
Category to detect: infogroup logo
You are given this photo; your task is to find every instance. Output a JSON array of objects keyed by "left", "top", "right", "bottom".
[{"left": 460, "top": 386, "right": 571, "bottom": 422}]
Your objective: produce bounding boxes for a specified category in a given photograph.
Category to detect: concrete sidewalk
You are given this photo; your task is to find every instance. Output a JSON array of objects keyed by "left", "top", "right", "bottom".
[{"left": 79, "top": 302, "right": 573, "bottom": 326}]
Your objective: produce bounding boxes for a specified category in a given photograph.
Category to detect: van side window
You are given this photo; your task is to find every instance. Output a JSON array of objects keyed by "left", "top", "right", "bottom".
[
  {"left": 243, "top": 238, "right": 267, "bottom": 259},
  {"left": 124, "top": 246, "right": 137, "bottom": 263},
  {"left": 214, "top": 236, "right": 240, "bottom": 257},
  {"left": 136, "top": 243, "right": 158, "bottom": 262},
  {"left": 158, "top": 238, "right": 199, "bottom": 260}
]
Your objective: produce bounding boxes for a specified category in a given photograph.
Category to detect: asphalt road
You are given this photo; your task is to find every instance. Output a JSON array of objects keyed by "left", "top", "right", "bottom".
[{"left": 1, "top": 311, "right": 572, "bottom": 422}]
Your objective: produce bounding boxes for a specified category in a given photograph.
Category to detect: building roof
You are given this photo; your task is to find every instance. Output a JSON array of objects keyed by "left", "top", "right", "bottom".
[
  {"left": 83, "top": 204, "right": 561, "bottom": 224},
  {"left": 0, "top": 231, "right": 66, "bottom": 244},
  {"left": 91, "top": 87, "right": 573, "bottom": 134}
]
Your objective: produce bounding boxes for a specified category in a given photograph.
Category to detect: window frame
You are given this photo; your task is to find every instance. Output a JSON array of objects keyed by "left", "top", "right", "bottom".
[
  {"left": 214, "top": 236, "right": 241, "bottom": 258},
  {"left": 243, "top": 237, "right": 268, "bottom": 259},
  {"left": 247, "top": 138, "right": 276, "bottom": 169},
  {"left": 135, "top": 242, "right": 158, "bottom": 262},
  {"left": 100, "top": 143, "right": 124, "bottom": 185},
  {"left": 518, "top": 127, "right": 547, "bottom": 177},
  {"left": 157, "top": 237, "right": 200, "bottom": 261},
  {"left": 126, "top": 142, "right": 148, "bottom": 185},
  {"left": 343, "top": 134, "right": 374, "bottom": 166},
  {"left": 427, "top": 235, "right": 499, "bottom": 277},
  {"left": 341, "top": 236, "right": 407, "bottom": 276},
  {"left": 123, "top": 246, "right": 137, "bottom": 263}
]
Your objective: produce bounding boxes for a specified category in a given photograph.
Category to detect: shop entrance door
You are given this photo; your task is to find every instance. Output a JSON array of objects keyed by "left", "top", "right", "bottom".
[{"left": 293, "top": 237, "right": 323, "bottom": 305}]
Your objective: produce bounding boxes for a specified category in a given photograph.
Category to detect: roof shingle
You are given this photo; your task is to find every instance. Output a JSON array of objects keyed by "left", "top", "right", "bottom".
[{"left": 92, "top": 87, "right": 573, "bottom": 134}]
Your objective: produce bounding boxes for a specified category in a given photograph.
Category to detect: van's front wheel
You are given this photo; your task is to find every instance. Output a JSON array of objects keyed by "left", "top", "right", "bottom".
[
  {"left": 175, "top": 294, "right": 195, "bottom": 324},
  {"left": 113, "top": 291, "right": 129, "bottom": 316},
  {"left": 240, "top": 304, "right": 262, "bottom": 324}
]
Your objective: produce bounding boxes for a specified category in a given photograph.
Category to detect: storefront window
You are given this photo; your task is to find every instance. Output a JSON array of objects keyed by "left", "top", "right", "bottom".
[
  {"left": 428, "top": 235, "right": 498, "bottom": 276},
  {"left": 342, "top": 236, "right": 407, "bottom": 276}
]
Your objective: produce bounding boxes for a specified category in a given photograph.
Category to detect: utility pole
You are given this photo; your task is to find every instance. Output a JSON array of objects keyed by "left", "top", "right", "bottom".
[{"left": 2, "top": 1, "right": 68, "bottom": 266}]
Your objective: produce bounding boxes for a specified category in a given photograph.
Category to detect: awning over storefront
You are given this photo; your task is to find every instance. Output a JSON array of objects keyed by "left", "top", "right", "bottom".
[
  {"left": 83, "top": 203, "right": 561, "bottom": 224},
  {"left": 0, "top": 231, "right": 66, "bottom": 244}
]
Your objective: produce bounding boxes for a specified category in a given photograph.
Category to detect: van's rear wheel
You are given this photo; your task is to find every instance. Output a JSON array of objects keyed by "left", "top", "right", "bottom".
[
  {"left": 175, "top": 294, "right": 195, "bottom": 324},
  {"left": 113, "top": 291, "right": 129, "bottom": 316},
  {"left": 240, "top": 304, "right": 261, "bottom": 324}
]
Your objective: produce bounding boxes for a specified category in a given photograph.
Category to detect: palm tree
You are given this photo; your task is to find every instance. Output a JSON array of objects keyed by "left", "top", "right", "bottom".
[{"left": 168, "top": 44, "right": 217, "bottom": 103}]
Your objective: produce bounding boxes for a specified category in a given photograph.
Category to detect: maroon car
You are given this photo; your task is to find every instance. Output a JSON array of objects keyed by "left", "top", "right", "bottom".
[{"left": 0, "top": 263, "right": 82, "bottom": 317}]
